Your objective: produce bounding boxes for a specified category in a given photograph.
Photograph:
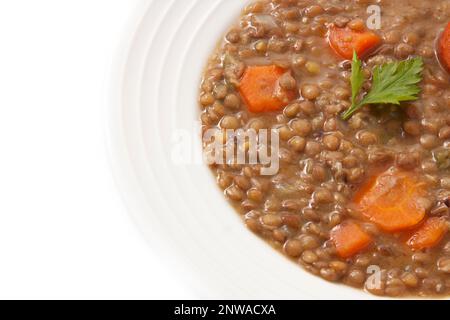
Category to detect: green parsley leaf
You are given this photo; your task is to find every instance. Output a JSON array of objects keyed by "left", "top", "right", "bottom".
[
  {"left": 342, "top": 53, "right": 424, "bottom": 120},
  {"left": 350, "top": 51, "right": 364, "bottom": 112}
]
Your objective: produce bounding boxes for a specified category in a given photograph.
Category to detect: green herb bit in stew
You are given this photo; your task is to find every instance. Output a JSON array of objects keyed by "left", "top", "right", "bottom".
[
  {"left": 434, "top": 148, "right": 450, "bottom": 169},
  {"left": 342, "top": 51, "right": 424, "bottom": 120}
]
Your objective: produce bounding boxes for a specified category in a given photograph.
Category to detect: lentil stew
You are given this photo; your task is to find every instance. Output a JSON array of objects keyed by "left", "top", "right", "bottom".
[{"left": 199, "top": 0, "right": 450, "bottom": 297}]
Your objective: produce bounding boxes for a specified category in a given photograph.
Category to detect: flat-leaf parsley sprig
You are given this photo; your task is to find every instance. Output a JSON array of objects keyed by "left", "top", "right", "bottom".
[{"left": 342, "top": 51, "right": 424, "bottom": 120}]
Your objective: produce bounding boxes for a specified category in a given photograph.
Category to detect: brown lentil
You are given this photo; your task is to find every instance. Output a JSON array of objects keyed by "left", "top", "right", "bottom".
[{"left": 301, "top": 84, "right": 321, "bottom": 100}]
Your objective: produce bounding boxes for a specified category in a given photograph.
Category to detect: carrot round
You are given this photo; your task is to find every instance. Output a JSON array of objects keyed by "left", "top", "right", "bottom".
[
  {"left": 238, "top": 65, "right": 296, "bottom": 113},
  {"left": 353, "top": 169, "right": 427, "bottom": 233},
  {"left": 331, "top": 221, "right": 372, "bottom": 258},
  {"left": 328, "top": 26, "right": 381, "bottom": 60},
  {"left": 439, "top": 22, "right": 450, "bottom": 72},
  {"left": 407, "top": 217, "right": 448, "bottom": 251}
]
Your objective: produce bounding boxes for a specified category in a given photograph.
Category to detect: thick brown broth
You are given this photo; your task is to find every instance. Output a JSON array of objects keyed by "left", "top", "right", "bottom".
[{"left": 199, "top": 0, "right": 450, "bottom": 297}]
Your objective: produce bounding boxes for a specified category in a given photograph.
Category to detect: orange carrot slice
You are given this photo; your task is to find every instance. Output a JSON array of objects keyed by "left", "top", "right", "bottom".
[
  {"left": 439, "top": 22, "right": 450, "bottom": 72},
  {"left": 407, "top": 217, "right": 448, "bottom": 251},
  {"left": 328, "top": 26, "right": 381, "bottom": 60},
  {"left": 239, "top": 65, "right": 296, "bottom": 113},
  {"left": 331, "top": 221, "right": 372, "bottom": 258},
  {"left": 353, "top": 169, "right": 427, "bottom": 232}
]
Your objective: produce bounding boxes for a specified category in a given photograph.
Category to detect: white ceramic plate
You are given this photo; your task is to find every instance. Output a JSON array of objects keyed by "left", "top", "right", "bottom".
[{"left": 108, "top": 0, "right": 377, "bottom": 299}]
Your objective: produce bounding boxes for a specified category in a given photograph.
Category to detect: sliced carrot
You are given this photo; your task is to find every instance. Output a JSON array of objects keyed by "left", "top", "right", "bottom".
[
  {"left": 353, "top": 169, "right": 427, "bottom": 233},
  {"left": 407, "top": 217, "right": 448, "bottom": 251},
  {"left": 331, "top": 221, "right": 372, "bottom": 258},
  {"left": 439, "top": 22, "right": 450, "bottom": 72},
  {"left": 328, "top": 26, "right": 381, "bottom": 60},
  {"left": 238, "top": 65, "right": 296, "bottom": 113}
]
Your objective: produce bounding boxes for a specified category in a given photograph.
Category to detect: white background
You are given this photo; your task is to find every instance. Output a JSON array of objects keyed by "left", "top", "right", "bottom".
[{"left": 0, "top": 0, "right": 193, "bottom": 299}]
